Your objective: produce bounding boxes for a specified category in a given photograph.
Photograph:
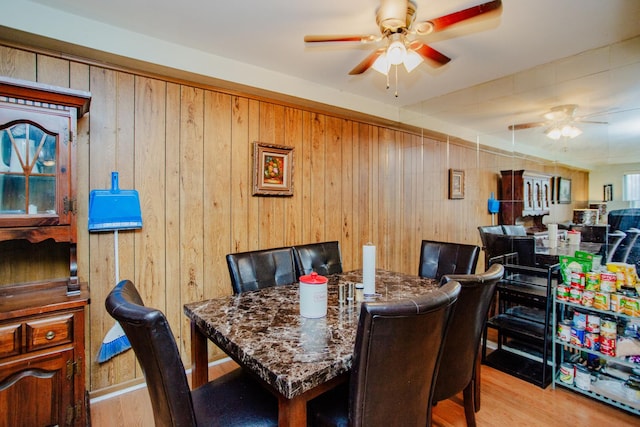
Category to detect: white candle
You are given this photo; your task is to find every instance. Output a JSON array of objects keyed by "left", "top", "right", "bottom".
[
  {"left": 548, "top": 224, "right": 558, "bottom": 248},
  {"left": 363, "top": 243, "right": 376, "bottom": 295}
]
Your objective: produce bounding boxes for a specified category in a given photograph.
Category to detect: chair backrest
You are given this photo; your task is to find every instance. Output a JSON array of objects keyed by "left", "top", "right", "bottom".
[
  {"left": 348, "top": 281, "right": 461, "bottom": 427},
  {"left": 477, "top": 225, "right": 504, "bottom": 249},
  {"left": 435, "top": 263, "right": 505, "bottom": 403},
  {"left": 419, "top": 240, "right": 480, "bottom": 281},
  {"left": 617, "top": 228, "right": 640, "bottom": 263},
  {"left": 105, "top": 280, "right": 197, "bottom": 426},
  {"left": 226, "top": 247, "right": 297, "bottom": 294},
  {"left": 484, "top": 233, "right": 536, "bottom": 267},
  {"left": 292, "top": 241, "right": 343, "bottom": 278},
  {"left": 501, "top": 224, "right": 527, "bottom": 236},
  {"left": 605, "top": 230, "right": 627, "bottom": 263}
]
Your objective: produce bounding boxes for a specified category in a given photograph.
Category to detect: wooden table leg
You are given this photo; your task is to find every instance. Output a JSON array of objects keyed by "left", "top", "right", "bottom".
[
  {"left": 277, "top": 395, "right": 307, "bottom": 427},
  {"left": 190, "top": 320, "right": 208, "bottom": 388}
]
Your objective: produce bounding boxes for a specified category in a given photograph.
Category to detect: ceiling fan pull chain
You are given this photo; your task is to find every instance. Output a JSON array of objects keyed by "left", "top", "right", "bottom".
[
  {"left": 386, "top": 70, "right": 390, "bottom": 90},
  {"left": 394, "top": 65, "right": 399, "bottom": 97}
]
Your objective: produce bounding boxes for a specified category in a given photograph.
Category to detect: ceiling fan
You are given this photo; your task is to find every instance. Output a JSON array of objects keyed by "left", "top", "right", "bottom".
[
  {"left": 304, "top": 0, "right": 503, "bottom": 76},
  {"left": 508, "top": 104, "right": 608, "bottom": 140}
]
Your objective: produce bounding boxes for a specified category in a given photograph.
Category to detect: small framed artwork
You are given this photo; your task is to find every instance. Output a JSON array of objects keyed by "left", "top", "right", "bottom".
[
  {"left": 603, "top": 184, "right": 613, "bottom": 202},
  {"left": 558, "top": 177, "right": 572, "bottom": 204},
  {"left": 448, "top": 169, "right": 465, "bottom": 199},
  {"left": 252, "top": 142, "right": 294, "bottom": 196}
]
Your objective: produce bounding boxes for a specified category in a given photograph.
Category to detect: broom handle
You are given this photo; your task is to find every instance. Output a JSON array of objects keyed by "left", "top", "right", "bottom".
[{"left": 114, "top": 230, "right": 120, "bottom": 284}]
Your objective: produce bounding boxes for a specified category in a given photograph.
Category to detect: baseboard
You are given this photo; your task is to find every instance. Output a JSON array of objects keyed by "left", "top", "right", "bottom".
[{"left": 88, "top": 357, "right": 233, "bottom": 403}]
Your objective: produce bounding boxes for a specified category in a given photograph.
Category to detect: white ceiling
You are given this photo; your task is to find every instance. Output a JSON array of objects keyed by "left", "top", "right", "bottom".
[{"left": 6, "top": 0, "right": 640, "bottom": 169}]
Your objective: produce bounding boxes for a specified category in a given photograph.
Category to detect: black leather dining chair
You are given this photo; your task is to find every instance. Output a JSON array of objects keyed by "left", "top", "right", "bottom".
[
  {"left": 105, "top": 280, "right": 278, "bottom": 427},
  {"left": 292, "top": 241, "right": 343, "bottom": 278},
  {"left": 307, "top": 281, "right": 461, "bottom": 427},
  {"left": 436, "top": 263, "right": 505, "bottom": 427},
  {"left": 226, "top": 247, "right": 297, "bottom": 294},
  {"left": 484, "top": 233, "right": 537, "bottom": 267},
  {"left": 616, "top": 228, "right": 640, "bottom": 264},
  {"left": 604, "top": 229, "right": 627, "bottom": 263},
  {"left": 419, "top": 240, "right": 480, "bottom": 281}
]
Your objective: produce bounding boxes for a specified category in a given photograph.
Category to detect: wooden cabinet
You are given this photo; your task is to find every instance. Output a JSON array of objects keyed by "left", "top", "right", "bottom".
[
  {"left": 500, "top": 170, "right": 552, "bottom": 230},
  {"left": 0, "top": 77, "right": 90, "bottom": 426},
  {"left": 0, "top": 282, "right": 89, "bottom": 426},
  {"left": 0, "top": 76, "right": 90, "bottom": 294}
]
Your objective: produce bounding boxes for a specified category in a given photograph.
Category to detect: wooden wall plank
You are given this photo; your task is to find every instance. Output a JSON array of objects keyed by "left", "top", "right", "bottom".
[
  {"left": 230, "top": 96, "right": 250, "bottom": 253},
  {"left": 0, "top": 45, "right": 36, "bottom": 80},
  {"left": 204, "top": 91, "right": 232, "bottom": 299}
]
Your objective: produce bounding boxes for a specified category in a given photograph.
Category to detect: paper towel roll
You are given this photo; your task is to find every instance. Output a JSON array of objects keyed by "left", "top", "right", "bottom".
[
  {"left": 548, "top": 224, "right": 558, "bottom": 248},
  {"left": 363, "top": 243, "right": 376, "bottom": 295}
]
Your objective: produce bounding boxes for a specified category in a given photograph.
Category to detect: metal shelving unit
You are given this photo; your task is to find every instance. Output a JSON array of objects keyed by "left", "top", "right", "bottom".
[{"left": 552, "top": 287, "right": 640, "bottom": 416}]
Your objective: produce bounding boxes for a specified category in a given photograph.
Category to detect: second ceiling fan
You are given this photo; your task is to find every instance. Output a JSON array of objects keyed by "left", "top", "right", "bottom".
[
  {"left": 304, "top": 0, "right": 503, "bottom": 76},
  {"left": 508, "top": 104, "right": 608, "bottom": 140}
]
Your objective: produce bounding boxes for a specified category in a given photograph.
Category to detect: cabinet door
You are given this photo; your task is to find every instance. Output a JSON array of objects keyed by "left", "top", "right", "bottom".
[
  {"left": 0, "top": 348, "right": 75, "bottom": 427},
  {"left": 523, "top": 177, "right": 534, "bottom": 211},
  {"left": 0, "top": 104, "right": 73, "bottom": 230}
]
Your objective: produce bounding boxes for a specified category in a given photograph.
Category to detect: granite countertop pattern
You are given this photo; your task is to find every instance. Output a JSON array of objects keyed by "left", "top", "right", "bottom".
[{"left": 184, "top": 269, "right": 438, "bottom": 399}]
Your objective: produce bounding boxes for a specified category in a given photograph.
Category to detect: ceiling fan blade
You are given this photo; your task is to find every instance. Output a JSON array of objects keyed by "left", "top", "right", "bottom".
[
  {"left": 577, "top": 120, "right": 609, "bottom": 125},
  {"left": 408, "top": 41, "right": 451, "bottom": 66},
  {"left": 304, "top": 34, "right": 379, "bottom": 43},
  {"left": 508, "top": 122, "right": 546, "bottom": 131},
  {"left": 414, "top": 0, "right": 503, "bottom": 35},
  {"left": 349, "top": 49, "right": 385, "bottom": 75}
]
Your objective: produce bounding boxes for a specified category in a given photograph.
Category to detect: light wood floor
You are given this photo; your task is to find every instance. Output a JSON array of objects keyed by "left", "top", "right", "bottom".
[{"left": 90, "top": 358, "right": 639, "bottom": 426}]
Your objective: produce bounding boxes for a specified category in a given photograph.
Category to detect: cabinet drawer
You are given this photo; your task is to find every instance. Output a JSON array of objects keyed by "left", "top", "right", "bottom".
[
  {"left": 0, "top": 323, "right": 21, "bottom": 358},
  {"left": 25, "top": 314, "right": 73, "bottom": 352}
]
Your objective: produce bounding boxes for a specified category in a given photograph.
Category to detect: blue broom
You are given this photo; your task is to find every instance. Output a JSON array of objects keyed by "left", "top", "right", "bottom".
[{"left": 89, "top": 172, "right": 143, "bottom": 363}]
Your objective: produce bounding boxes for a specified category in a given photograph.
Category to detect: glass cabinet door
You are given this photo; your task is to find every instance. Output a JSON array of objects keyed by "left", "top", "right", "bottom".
[
  {"left": 1, "top": 122, "right": 57, "bottom": 214},
  {"left": 0, "top": 104, "right": 73, "bottom": 231}
]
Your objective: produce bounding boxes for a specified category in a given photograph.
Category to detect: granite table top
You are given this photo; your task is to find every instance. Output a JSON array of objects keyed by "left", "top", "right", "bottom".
[{"left": 184, "top": 269, "right": 439, "bottom": 399}]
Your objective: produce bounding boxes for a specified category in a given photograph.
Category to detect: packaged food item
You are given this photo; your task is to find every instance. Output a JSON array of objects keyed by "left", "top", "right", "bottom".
[
  {"left": 593, "top": 292, "right": 610, "bottom": 311},
  {"left": 569, "top": 287, "right": 582, "bottom": 304},
  {"left": 559, "top": 363, "right": 574, "bottom": 385},
  {"left": 557, "top": 320, "right": 572, "bottom": 342},
  {"left": 586, "top": 314, "right": 600, "bottom": 333},
  {"left": 559, "top": 256, "right": 591, "bottom": 285},
  {"left": 570, "top": 326, "right": 585, "bottom": 347},
  {"left": 611, "top": 293, "right": 625, "bottom": 313},
  {"left": 623, "top": 296, "right": 640, "bottom": 317},
  {"left": 556, "top": 284, "right": 570, "bottom": 301},
  {"left": 573, "top": 311, "right": 587, "bottom": 329},
  {"left": 581, "top": 290, "right": 595, "bottom": 307},
  {"left": 585, "top": 272, "right": 600, "bottom": 291},
  {"left": 600, "top": 272, "right": 617, "bottom": 292}
]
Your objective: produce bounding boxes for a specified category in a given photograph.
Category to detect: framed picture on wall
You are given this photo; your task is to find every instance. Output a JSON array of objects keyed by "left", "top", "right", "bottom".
[
  {"left": 252, "top": 142, "right": 294, "bottom": 196},
  {"left": 558, "top": 177, "right": 572, "bottom": 204},
  {"left": 448, "top": 169, "right": 465, "bottom": 199},
  {"left": 603, "top": 184, "right": 613, "bottom": 202},
  {"left": 550, "top": 176, "right": 556, "bottom": 204}
]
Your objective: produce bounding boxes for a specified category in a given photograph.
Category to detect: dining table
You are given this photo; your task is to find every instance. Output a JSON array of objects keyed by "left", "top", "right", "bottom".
[
  {"left": 534, "top": 241, "right": 603, "bottom": 266},
  {"left": 183, "top": 268, "right": 440, "bottom": 427}
]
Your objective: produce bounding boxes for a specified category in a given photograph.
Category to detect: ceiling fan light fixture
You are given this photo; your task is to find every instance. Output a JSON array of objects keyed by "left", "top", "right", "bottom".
[
  {"left": 545, "top": 127, "right": 562, "bottom": 140},
  {"left": 562, "top": 124, "right": 582, "bottom": 139},
  {"left": 372, "top": 53, "right": 391, "bottom": 75},
  {"left": 403, "top": 49, "right": 423, "bottom": 72},
  {"left": 545, "top": 124, "right": 582, "bottom": 140},
  {"left": 385, "top": 33, "right": 407, "bottom": 65}
]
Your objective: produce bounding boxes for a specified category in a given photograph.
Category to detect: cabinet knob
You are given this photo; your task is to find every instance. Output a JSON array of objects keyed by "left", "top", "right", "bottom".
[{"left": 45, "top": 330, "right": 56, "bottom": 340}]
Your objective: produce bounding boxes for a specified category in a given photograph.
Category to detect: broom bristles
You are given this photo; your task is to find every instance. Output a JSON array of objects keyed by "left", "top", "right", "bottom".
[{"left": 97, "top": 322, "right": 131, "bottom": 363}]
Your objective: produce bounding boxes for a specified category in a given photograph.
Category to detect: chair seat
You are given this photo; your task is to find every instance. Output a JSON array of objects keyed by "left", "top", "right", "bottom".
[{"left": 192, "top": 369, "right": 278, "bottom": 427}]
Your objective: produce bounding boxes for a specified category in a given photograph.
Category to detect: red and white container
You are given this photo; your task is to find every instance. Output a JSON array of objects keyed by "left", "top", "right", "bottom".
[{"left": 299, "top": 272, "right": 328, "bottom": 318}]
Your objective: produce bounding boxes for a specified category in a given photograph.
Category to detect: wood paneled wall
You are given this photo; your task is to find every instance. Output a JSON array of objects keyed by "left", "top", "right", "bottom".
[{"left": 0, "top": 42, "right": 587, "bottom": 394}]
